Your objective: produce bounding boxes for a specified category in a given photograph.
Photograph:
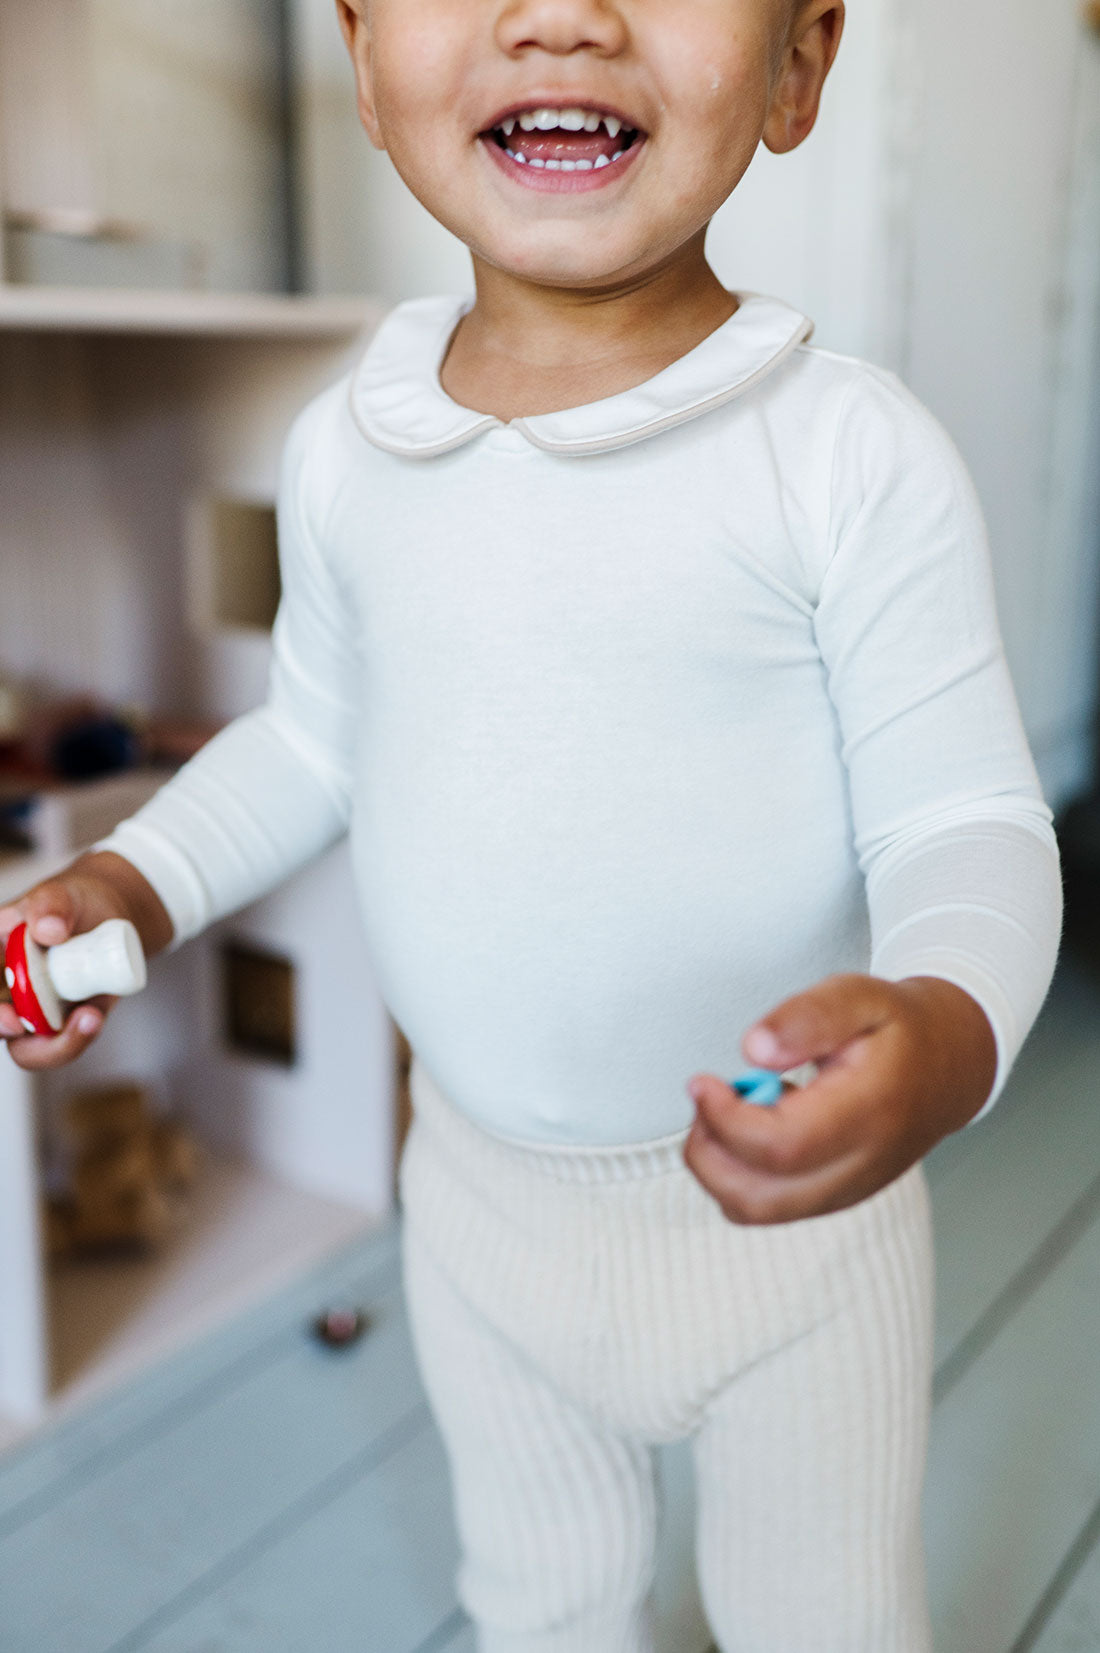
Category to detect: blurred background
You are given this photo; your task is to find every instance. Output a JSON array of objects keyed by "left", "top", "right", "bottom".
[{"left": 0, "top": 3, "right": 1099, "bottom": 1651}]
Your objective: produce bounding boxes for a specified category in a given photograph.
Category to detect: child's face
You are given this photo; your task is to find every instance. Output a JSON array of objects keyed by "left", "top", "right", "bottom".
[{"left": 338, "top": 0, "right": 842, "bottom": 294}]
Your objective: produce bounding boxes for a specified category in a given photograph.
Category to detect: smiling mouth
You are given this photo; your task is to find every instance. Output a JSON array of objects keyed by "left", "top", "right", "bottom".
[{"left": 482, "top": 106, "right": 644, "bottom": 172}]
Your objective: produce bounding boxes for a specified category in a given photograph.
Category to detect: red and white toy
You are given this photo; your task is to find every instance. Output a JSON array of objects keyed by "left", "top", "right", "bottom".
[{"left": 4, "top": 919, "right": 147, "bottom": 1036}]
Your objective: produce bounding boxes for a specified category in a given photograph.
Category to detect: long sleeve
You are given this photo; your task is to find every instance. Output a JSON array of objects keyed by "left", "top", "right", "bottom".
[
  {"left": 813, "top": 367, "right": 1062, "bottom": 1115},
  {"left": 97, "top": 390, "right": 362, "bottom": 944}
]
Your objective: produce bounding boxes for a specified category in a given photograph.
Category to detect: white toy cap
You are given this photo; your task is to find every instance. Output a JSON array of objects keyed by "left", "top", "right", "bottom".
[{"left": 46, "top": 918, "right": 147, "bottom": 1002}]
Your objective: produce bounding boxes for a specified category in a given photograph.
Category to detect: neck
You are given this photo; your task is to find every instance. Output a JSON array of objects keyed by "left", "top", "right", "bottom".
[{"left": 439, "top": 236, "right": 739, "bottom": 420}]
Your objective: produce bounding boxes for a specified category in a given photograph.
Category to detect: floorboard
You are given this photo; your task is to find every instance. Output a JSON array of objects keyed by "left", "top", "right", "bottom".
[
  {"left": 924, "top": 958, "right": 1100, "bottom": 1376},
  {"left": 921, "top": 956, "right": 1100, "bottom": 1652},
  {"left": 1017, "top": 1498, "right": 1100, "bottom": 1652},
  {"left": 1, "top": 1252, "right": 414, "bottom": 1653},
  {"left": 925, "top": 1195, "right": 1100, "bottom": 1651},
  {"left": 110, "top": 1420, "right": 454, "bottom": 1653},
  {"left": 0, "top": 1227, "right": 401, "bottom": 1531}
]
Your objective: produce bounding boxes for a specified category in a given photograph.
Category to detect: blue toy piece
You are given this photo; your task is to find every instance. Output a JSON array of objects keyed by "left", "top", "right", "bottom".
[{"left": 730, "top": 1068, "right": 785, "bottom": 1107}]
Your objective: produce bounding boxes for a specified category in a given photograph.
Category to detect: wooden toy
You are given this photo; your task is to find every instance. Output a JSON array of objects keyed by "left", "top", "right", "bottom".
[
  {"left": 47, "top": 1082, "right": 199, "bottom": 1257},
  {"left": 4, "top": 917, "right": 146, "bottom": 1035}
]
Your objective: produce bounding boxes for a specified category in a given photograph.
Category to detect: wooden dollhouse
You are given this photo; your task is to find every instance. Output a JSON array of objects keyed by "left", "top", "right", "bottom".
[{"left": 0, "top": 0, "right": 396, "bottom": 1440}]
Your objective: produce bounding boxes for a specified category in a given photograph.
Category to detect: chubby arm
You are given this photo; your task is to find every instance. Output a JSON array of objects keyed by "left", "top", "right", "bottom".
[
  {"left": 686, "top": 370, "right": 1062, "bottom": 1223},
  {"left": 96, "top": 390, "right": 361, "bottom": 944}
]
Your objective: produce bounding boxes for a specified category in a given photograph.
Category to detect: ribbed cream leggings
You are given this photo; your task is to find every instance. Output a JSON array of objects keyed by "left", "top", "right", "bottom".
[{"left": 400, "top": 1059, "right": 935, "bottom": 1653}]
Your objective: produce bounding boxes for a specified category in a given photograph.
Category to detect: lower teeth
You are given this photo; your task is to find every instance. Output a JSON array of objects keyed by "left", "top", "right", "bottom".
[{"left": 503, "top": 147, "right": 626, "bottom": 170}]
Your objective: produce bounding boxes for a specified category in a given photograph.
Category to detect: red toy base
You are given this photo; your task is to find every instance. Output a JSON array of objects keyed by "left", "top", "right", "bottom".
[{"left": 4, "top": 922, "right": 64, "bottom": 1036}]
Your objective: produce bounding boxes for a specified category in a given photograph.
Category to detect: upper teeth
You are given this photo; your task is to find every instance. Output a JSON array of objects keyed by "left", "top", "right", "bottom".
[{"left": 498, "top": 108, "right": 624, "bottom": 138}]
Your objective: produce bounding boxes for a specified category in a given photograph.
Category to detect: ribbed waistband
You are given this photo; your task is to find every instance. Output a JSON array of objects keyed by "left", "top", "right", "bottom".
[{"left": 409, "top": 1058, "right": 692, "bottom": 1186}]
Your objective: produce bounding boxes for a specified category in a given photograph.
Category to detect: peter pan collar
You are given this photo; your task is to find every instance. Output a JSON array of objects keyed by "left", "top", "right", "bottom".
[{"left": 348, "top": 291, "right": 813, "bottom": 459}]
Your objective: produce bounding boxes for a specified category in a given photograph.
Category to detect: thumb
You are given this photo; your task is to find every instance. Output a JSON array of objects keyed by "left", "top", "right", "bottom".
[{"left": 742, "top": 973, "right": 893, "bottom": 1070}]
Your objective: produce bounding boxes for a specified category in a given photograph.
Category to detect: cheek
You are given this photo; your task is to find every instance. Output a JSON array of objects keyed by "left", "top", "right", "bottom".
[
  {"left": 688, "top": 91, "right": 770, "bottom": 205},
  {"left": 653, "top": 16, "right": 774, "bottom": 150},
  {"left": 658, "top": 119, "right": 760, "bottom": 234},
  {"left": 368, "top": 26, "right": 466, "bottom": 148}
]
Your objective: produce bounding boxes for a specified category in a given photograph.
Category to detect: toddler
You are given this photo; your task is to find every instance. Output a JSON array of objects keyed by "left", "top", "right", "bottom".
[{"left": 0, "top": 0, "right": 1062, "bottom": 1647}]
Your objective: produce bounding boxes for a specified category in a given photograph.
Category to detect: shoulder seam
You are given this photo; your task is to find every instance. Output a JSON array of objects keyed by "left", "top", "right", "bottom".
[
  {"left": 287, "top": 375, "right": 356, "bottom": 568},
  {"left": 823, "top": 370, "right": 866, "bottom": 587}
]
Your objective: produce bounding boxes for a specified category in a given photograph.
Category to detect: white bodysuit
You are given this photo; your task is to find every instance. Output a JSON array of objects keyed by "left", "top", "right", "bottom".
[{"left": 100, "top": 292, "right": 1061, "bottom": 1145}]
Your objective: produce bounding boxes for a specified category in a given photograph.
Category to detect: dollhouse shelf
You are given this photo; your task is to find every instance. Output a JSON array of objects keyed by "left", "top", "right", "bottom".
[
  {"left": 0, "top": 285, "right": 380, "bottom": 339},
  {"left": 0, "top": 294, "right": 396, "bottom": 1444}
]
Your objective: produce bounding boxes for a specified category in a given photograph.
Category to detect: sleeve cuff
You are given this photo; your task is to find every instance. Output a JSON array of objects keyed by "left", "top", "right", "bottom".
[{"left": 93, "top": 820, "right": 214, "bottom": 948}]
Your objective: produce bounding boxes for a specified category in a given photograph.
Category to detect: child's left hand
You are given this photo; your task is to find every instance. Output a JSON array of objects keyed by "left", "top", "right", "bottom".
[{"left": 684, "top": 974, "right": 997, "bottom": 1224}]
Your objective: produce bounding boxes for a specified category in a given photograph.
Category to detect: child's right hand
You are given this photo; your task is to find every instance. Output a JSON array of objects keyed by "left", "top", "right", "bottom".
[{"left": 0, "top": 851, "right": 172, "bottom": 1071}]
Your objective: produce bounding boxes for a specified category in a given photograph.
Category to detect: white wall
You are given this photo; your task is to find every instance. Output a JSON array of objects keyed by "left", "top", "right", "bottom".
[
  {"left": 0, "top": 0, "right": 97, "bottom": 216},
  {"left": 1033, "top": 38, "right": 1100, "bottom": 800},
  {"left": 291, "top": 0, "right": 473, "bottom": 299},
  {"left": 896, "top": 0, "right": 1100, "bottom": 805},
  {"left": 0, "top": 333, "right": 192, "bottom": 710},
  {"left": 706, "top": 0, "right": 896, "bottom": 362},
  {"left": 0, "top": 0, "right": 290, "bottom": 291},
  {"left": 87, "top": 0, "right": 288, "bottom": 291}
]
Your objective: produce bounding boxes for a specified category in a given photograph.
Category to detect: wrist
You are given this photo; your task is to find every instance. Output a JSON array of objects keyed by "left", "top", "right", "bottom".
[
  {"left": 895, "top": 975, "right": 998, "bottom": 1130},
  {"left": 70, "top": 850, "right": 175, "bottom": 959}
]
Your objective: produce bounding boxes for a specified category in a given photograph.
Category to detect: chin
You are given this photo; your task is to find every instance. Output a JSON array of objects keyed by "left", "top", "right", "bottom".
[{"left": 481, "top": 235, "right": 643, "bottom": 291}]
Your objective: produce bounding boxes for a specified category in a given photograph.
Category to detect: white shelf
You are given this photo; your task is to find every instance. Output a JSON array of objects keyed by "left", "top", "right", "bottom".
[{"left": 0, "top": 284, "right": 381, "bottom": 339}]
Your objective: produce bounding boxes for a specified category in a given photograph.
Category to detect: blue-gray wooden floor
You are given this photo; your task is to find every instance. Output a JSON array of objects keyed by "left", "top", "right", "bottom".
[{"left": 4, "top": 955, "right": 1100, "bottom": 1653}]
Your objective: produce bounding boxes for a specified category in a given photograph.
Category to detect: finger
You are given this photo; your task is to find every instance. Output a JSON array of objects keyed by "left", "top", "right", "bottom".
[
  {"left": 0, "top": 901, "right": 27, "bottom": 947},
  {"left": 688, "top": 1058, "right": 882, "bottom": 1176},
  {"left": 0, "top": 1002, "right": 27, "bottom": 1040},
  {"left": 0, "top": 887, "right": 75, "bottom": 951},
  {"left": 684, "top": 1111, "right": 875, "bottom": 1224},
  {"left": 19, "top": 881, "right": 82, "bottom": 948},
  {"left": 4, "top": 1002, "right": 106, "bottom": 1071},
  {"left": 742, "top": 973, "right": 894, "bottom": 1072}
]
